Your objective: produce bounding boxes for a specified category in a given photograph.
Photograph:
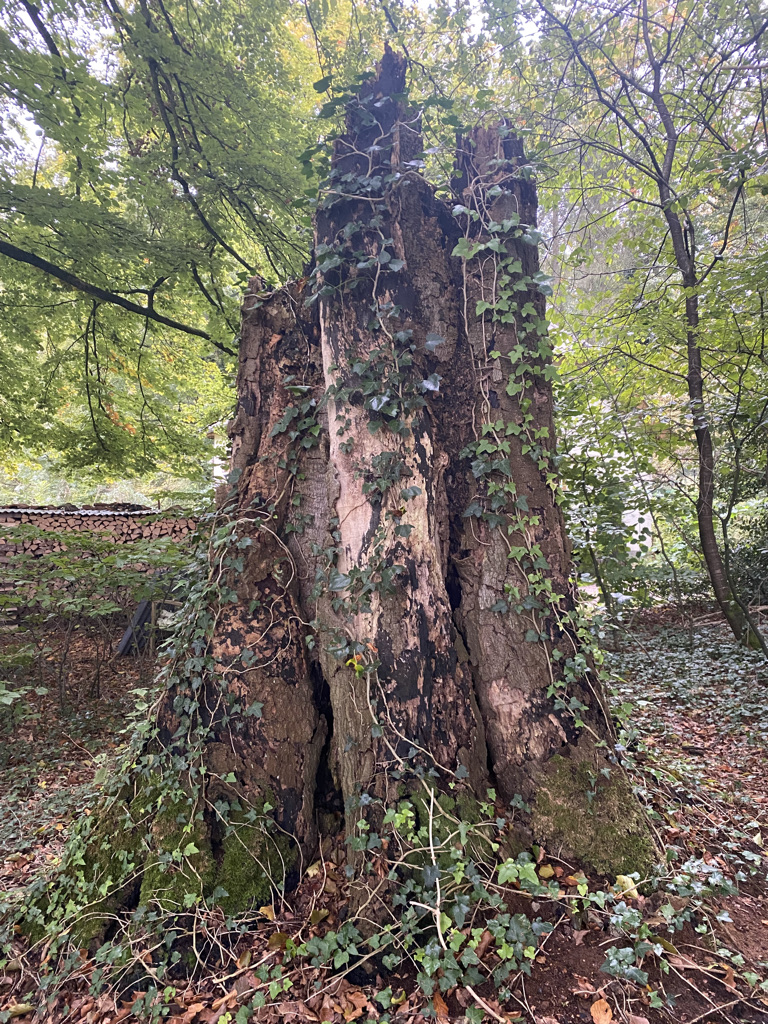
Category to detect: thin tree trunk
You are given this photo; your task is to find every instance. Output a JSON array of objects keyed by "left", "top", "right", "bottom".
[{"left": 684, "top": 287, "right": 761, "bottom": 647}]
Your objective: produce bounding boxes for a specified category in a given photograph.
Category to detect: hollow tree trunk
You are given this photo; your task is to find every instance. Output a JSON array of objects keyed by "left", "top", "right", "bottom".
[
  {"left": 73, "top": 52, "right": 655, "bottom": 939},
  {"left": 290, "top": 51, "right": 650, "bottom": 882}
]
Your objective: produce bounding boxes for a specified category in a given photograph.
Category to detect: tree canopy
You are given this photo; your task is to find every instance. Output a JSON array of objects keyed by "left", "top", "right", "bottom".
[{"left": 0, "top": 0, "right": 318, "bottom": 479}]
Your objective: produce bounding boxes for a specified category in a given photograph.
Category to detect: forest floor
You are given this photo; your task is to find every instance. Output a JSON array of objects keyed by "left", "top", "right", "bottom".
[{"left": 1, "top": 615, "right": 768, "bottom": 1024}]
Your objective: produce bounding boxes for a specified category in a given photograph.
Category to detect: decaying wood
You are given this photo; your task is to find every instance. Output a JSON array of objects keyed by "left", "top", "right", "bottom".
[
  {"left": 68, "top": 52, "right": 654, "bottom": 923},
  {"left": 183, "top": 282, "right": 327, "bottom": 867},
  {"left": 314, "top": 50, "right": 489, "bottom": 824},
  {"left": 202, "top": 49, "right": 652, "bottom": 879}
]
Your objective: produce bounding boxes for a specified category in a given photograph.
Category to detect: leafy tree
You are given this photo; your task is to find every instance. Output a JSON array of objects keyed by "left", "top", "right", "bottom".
[
  {"left": 483, "top": 0, "right": 768, "bottom": 647},
  {"left": 0, "top": 0, "right": 317, "bottom": 478}
]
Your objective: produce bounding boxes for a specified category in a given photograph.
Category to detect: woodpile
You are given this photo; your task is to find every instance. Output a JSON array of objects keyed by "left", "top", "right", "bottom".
[{"left": 0, "top": 504, "right": 196, "bottom": 562}]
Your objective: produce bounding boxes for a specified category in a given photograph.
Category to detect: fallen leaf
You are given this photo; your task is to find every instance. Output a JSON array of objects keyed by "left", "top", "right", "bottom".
[
  {"left": 455, "top": 989, "right": 471, "bottom": 1008},
  {"left": 211, "top": 989, "right": 237, "bottom": 1012},
  {"left": 668, "top": 954, "right": 698, "bottom": 970},
  {"left": 615, "top": 875, "right": 640, "bottom": 900},
  {"left": 652, "top": 935, "right": 679, "bottom": 955},
  {"left": 590, "top": 998, "right": 613, "bottom": 1023},
  {"left": 267, "top": 931, "right": 289, "bottom": 950},
  {"left": 572, "top": 976, "right": 595, "bottom": 997},
  {"left": 722, "top": 966, "right": 737, "bottom": 991},
  {"left": 7, "top": 1006, "right": 35, "bottom": 1019},
  {"left": 627, "top": 1015, "right": 650, "bottom": 1024},
  {"left": 572, "top": 929, "right": 589, "bottom": 946},
  {"left": 258, "top": 904, "right": 275, "bottom": 921},
  {"left": 476, "top": 928, "right": 493, "bottom": 959},
  {"left": 538, "top": 864, "right": 555, "bottom": 879},
  {"left": 310, "top": 908, "right": 329, "bottom": 925},
  {"left": 433, "top": 991, "right": 449, "bottom": 1020}
]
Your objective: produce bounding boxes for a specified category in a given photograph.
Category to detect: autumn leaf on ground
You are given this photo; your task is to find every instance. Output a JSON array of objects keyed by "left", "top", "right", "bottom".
[
  {"left": 614, "top": 874, "right": 640, "bottom": 899},
  {"left": 433, "top": 991, "right": 449, "bottom": 1020},
  {"left": 590, "top": 998, "right": 613, "bottom": 1023}
]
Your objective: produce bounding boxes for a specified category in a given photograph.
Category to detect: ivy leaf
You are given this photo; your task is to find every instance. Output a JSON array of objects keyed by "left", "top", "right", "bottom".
[
  {"left": 425, "top": 333, "right": 445, "bottom": 352},
  {"left": 328, "top": 571, "right": 351, "bottom": 591}
]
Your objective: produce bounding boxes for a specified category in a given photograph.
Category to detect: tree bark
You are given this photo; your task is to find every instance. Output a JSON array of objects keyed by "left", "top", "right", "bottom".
[{"left": 70, "top": 52, "right": 655, "bottom": 940}]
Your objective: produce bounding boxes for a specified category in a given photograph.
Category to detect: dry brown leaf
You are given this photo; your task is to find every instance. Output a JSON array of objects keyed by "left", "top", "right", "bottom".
[
  {"left": 722, "top": 966, "right": 737, "bottom": 991},
  {"left": 572, "top": 929, "right": 589, "bottom": 946},
  {"left": 454, "top": 988, "right": 471, "bottom": 1008},
  {"left": 344, "top": 990, "right": 368, "bottom": 1010},
  {"left": 590, "top": 998, "right": 613, "bottom": 1023},
  {"left": 432, "top": 991, "right": 449, "bottom": 1020},
  {"left": 668, "top": 954, "right": 697, "bottom": 970},
  {"left": 572, "top": 976, "right": 595, "bottom": 997},
  {"left": 627, "top": 1015, "right": 650, "bottom": 1024},
  {"left": 267, "top": 931, "right": 289, "bottom": 950},
  {"left": 278, "top": 1000, "right": 313, "bottom": 1020},
  {"left": 476, "top": 928, "right": 494, "bottom": 959},
  {"left": 211, "top": 989, "right": 237, "bottom": 1013}
]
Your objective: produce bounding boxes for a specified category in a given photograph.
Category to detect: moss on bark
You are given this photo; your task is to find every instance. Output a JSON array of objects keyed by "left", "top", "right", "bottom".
[
  {"left": 531, "top": 753, "right": 657, "bottom": 879},
  {"left": 215, "top": 822, "right": 297, "bottom": 915}
]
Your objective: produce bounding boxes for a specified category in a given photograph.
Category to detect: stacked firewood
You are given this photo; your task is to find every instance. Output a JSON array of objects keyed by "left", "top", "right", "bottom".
[{"left": 0, "top": 505, "right": 195, "bottom": 560}]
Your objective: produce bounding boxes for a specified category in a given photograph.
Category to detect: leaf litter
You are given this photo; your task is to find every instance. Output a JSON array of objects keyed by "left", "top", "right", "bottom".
[{"left": 2, "top": 619, "right": 768, "bottom": 1022}]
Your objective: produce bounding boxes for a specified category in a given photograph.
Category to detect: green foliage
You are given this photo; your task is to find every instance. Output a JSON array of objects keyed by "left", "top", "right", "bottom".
[{"left": 0, "top": 0, "right": 317, "bottom": 480}]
